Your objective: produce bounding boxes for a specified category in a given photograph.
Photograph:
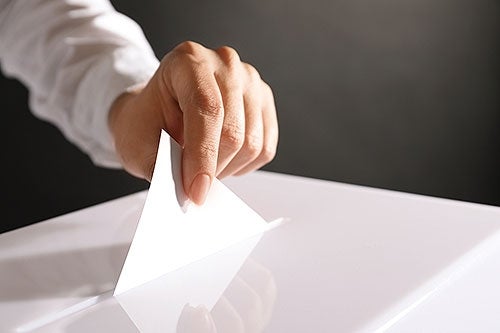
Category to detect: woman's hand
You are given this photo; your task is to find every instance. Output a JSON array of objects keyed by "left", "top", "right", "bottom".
[{"left": 109, "top": 41, "right": 278, "bottom": 205}]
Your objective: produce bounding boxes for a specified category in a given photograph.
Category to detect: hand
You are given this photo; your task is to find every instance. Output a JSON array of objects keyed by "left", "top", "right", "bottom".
[{"left": 109, "top": 41, "right": 278, "bottom": 205}]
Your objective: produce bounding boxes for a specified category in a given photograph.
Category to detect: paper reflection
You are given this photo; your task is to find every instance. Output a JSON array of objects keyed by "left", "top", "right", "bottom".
[{"left": 116, "top": 234, "right": 277, "bottom": 333}]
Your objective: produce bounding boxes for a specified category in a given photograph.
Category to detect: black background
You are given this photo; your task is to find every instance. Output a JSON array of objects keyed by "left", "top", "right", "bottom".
[{"left": 2, "top": 0, "right": 499, "bottom": 233}]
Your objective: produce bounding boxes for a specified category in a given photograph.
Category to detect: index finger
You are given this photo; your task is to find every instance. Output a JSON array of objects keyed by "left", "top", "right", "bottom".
[{"left": 172, "top": 63, "right": 224, "bottom": 205}]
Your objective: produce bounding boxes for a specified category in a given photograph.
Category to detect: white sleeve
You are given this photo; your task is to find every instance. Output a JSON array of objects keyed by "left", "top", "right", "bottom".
[{"left": 0, "top": 0, "right": 160, "bottom": 168}]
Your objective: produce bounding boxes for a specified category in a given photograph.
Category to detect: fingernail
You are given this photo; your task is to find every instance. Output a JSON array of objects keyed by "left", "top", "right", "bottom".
[{"left": 189, "top": 173, "right": 211, "bottom": 205}]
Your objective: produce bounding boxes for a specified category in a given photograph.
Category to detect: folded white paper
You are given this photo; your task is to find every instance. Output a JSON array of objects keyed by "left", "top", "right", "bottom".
[
  {"left": 116, "top": 234, "right": 264, "bottom": 332},
  {"left": 114, "top": 130, "right": 271, "bottom": 296}
]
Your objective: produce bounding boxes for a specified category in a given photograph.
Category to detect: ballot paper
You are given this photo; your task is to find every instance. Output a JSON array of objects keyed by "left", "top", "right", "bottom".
[
  {"left": 114, "top": 130, "right": 272, "bottom": 296},
  {"left": 116, "top": 234, "right": 265, "bottom": 332}
]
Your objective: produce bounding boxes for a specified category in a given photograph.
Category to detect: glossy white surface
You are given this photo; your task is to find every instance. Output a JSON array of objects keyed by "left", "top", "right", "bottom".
[{"left": 1, "top": 171, "right": 500, "bottom": 332}]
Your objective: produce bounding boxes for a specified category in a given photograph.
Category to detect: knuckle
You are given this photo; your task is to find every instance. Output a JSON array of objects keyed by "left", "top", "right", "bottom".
[
  {"left": 193, "top": 90, "right": 223, "bottom": 118},
  {"left": 261, "top": 143, "right": 277, "bottom": 162},
  {"left": 216, "top": 45, "right": 241, "bottom": 66},
  {"left": 243, "top": 63, "right": 261, "bottom": 83},
  {"left": 221, "top": 125, "right": 245, "bottom": 150},
  {"left": 262, "top": 81, "right": 274, "bottom": 98},
  {"left": 243, "top": 133, "right": 263, "bottom": 158},
  {"left": 174, "top": 40, "right": 205, "bottom": 56},
  {"left": 167, "top": 41, "right": 208, "bottom": 69}
]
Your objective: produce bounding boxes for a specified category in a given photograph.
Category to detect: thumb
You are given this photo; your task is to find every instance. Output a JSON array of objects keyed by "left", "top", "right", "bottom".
[{"left": 109, "top": 92, "right": 162, "bottom": 182}]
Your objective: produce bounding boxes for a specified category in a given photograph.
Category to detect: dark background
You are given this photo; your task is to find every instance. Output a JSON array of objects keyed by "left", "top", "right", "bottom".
[{"left": 2, "top": 0, "right": 499, "bottom": 233}]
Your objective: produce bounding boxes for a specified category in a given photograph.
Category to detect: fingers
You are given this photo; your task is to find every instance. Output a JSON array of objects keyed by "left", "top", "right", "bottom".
[
  {"left": 176, "top": 66, "right": 224, "bottom": 205},
  {"left": 109, "top": 89, "right": 163, "bottom": 182},
  {"left": 177, "top": 304, "right": 217, "bottom": 333},
  {"left": 219, "top": 65, "right": 278, "bottom": 178},
  {"left": 210, "top": 296, "right": 245, "bottom": 333},
  {"left": 164, "top": 41, "right": 278, "bottom": 205},
  {"left": 237, "top": 258, "right": 278, "bottom": 327},
  {"left": 234, "top": 82, "right": 278, "bottom": 176},
  {"left": 217, "top": 82, "right": 263, "bottom": 178},
  {"left": 218, "top": 73, "right": 280, "bottom": 178},
  {"left": 213, "top": 47, "right": 246, "bottom": 175}
]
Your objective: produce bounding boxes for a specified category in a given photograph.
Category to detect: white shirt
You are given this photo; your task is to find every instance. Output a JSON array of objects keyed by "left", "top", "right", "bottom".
[{"left": 0, "top": 0, "right": 160, "bottom": 168}]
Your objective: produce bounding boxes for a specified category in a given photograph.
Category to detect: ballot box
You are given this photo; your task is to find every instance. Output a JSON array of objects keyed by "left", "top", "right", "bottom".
[{"left": 2, "top": 171, "right": 500, "bottom": 332}]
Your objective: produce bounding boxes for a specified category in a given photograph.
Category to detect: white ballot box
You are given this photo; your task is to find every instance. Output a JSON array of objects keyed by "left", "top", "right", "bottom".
[{"left": 1, "top": 171, "right": 500, "bottom": 332}]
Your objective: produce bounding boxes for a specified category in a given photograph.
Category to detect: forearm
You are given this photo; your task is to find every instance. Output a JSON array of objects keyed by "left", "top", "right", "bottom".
[{"left": 0, "top": 0, "right": 159, "bottom": 167}]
